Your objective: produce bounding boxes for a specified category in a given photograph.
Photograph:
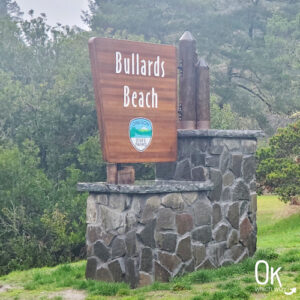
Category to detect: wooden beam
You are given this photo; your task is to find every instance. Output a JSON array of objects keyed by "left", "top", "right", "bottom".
[{"left": 178, "top": 31, "right": 197, "bottom": 129}]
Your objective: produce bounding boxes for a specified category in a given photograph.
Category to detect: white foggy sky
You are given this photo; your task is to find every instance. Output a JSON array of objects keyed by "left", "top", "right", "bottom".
[{"left": 16, "top": 0, "right": 90, "bottom": 30}]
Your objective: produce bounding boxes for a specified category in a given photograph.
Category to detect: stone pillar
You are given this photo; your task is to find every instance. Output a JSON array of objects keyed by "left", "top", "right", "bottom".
[
  {"left": 79, "top": 181, "right": 217, "bottom": 287},
  {"left": 80, "top": 129, "right": 263, "bottom": 287}
]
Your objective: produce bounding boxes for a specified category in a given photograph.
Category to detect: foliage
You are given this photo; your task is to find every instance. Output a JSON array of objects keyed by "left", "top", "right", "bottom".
[
  {"left": 210, "top": 95, "right": 259, "bottom": 130},
  {"left": 0, "top": 0, "right": 300, "bottom": 276},
  {"left": 0, "top": 142, "right": 87, "bottom": 275},
  {"left": 84, "top": 0, "right": 300, "bottom": 133},
  {"left": 256, "top": 120, "right": 300, "bottom": 202}
]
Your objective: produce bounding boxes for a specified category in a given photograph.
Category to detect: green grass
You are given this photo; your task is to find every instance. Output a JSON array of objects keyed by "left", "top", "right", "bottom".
[{"left": 0, "top": 195, "right": 300, "bottom": 299}]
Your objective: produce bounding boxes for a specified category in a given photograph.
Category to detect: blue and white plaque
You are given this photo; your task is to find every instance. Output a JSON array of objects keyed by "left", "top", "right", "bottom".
[{"left": 129, "top": 118, "right": 153, "bottom": 152}]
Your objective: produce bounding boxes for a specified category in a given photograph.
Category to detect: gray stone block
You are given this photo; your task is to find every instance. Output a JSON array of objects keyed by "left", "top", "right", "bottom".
[
  {"left": 230, "top": 154, "right": 243, "bottom": 178},
  {"left": 220, "top": 150, "right": 231, "bottom": 174},
  {"left": 139, "top": 272, "right": 153, "bottom": 287},
  {"left": 213, "top": 223, "right": 229, "bottom": 242},
  {"left": 193, "top": 243, "right": 206, "bottom": 266},
  {"left": 191, "top": 151, "right": 206, "bottom": 167},
  {"left": 241, "top": 139, "right": 257, "bottom": 154},
  {"left": 176, "top": 213, "right": 194, "bottom": 235},
  {"left": 240, "top": 200, "right": 249, "bottom": 215},
  {"left": 87, "top": 225, "right": 102, "bottom": 244},
  {"left": 125, "top": 258, "right": 139, "bottom": 288},
  {"left": 126, "top": 211, "right": 137, "bottom": 231},
  {"left": 242, "top": 156, "right": 256, "bottom": 183},
  {"left": 193, "top": 197, "right": 212, "bottom": 226},
  {"left": 193, "top": 139, "right": 209, "bottom": 152},
  {"left": 178, "top": 138, "right": 193, "bottom": 160},
  {"left": 174, "top": 159, "right": 192, "bottom": 181},
  {"left": 156, "top": 162, "right": 177, "bottom": 180},
  {"left": 109, "top": 194, "right": 130, "bottom": 211},
  {"left": 94, "top": 194, "right": 109, "bottom": 205},
  {"left": 141, "top": 247, "right": 153, "bottom": 273},
  {"left": 227, "top": 229, "right": 239, "bottom": 248},
  {"left": 86, "top": 257, "right": 97, "bottom": 279},
  {"left": 137, "top": 219, "right": 156, "bottom": 248},
  {"left": 223, "top": 172, "right": 235, "bottom": 186},
  {"left": 192, "top": 226, "right": 212, "bottom": 244},
  {"left": 96, "top": 266, "right": 113, "bottom": 282},
  {"left": 227, "top": 202, "right": 240, "bottom": 229},
  {"left": 157, "top": 232, "right": 177, "bottom": 252},
  {"left": 221, "top": 187, "right": 231, "bottom": 201},
  {"left": 246, "top": 232, "right": 256, "bottom": 257},
  {"left": 182, "top": 192, "right": 198, "bottom": 206},
  {"left": 230, "top": 244, "right": 245, "bottom": 261},
  {"left": 212, "top": 203, "right": 222, "bottom": 228},
  {"left": 249, "top": 181, "right": 256, "bottom": 192},
  {"left": 232, "top": 180, "right": 250, "bottom": 201},
  {"left": 94, "top": 241, "right": 110, "bottom": 262},
  {"left": 158, "top": 251, "right": 181, "bottom": 273},
  {"left": 155, "top": 261, "right": 171, "bottom": 282},
  {"left": 196, "top": 258, "right": 216, "bottom": 270},
  {"left": 208, "top": 242, "right": 227, "bottom": 267},
  {"left": 98, "top": 205, "right": 126, "bottom": 233},
  {"left": 141, "top": 196, "right": 161, "bottom": 223},
  {"left": 240, "top": 217, "right": 253, "bottom": 244},
  {"left": 108, "top": 259, "right": 125, "bottom": 282},
  {"left": 177, "top": 236, "right": 192, "bottom": 262},
  {"left": 125, "top": 230, "right": 137, "bottom": 256},
  {"left": 111, "top": 237, "right": 126, "bottom": 258},
  {"left": 210, "top": 138, "right": 224, "bottom": 154},
  {"left": 250, "top": 193, "right": 257, "bottom": 213},
  {"left": 224, "top": 139, "right": 241, "bottom": 151},
  {"left": 236, "top": 249, "right": 249, "bottom": 263},
  {"left": 131, "top": 195, "right": 143, "bottom": 217},
  {"left": 192, "top": 166, "right": 208, "bottom": 181},
  {"left": 184, "top": 258, "right": 195, "bottom": 273},
  {"left": 157, "top": 208, "right": 175, "bottom": 230},
  {"left": 209, "top": 169, "right": 222, "bottom": 201},
  {"left": 86, "top": 196, "right": 97, "bottom": 224},
  {"left": 162, "top": 193, "right": 184, "bottom": 210},
  {"left": 205, "top": 155, "right": 220, "bottom": 168}
]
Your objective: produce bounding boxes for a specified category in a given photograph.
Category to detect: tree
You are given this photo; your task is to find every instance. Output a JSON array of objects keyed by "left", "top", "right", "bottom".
[
  {"left": 84, "top": 0, "right": 300, "bottom": 133},
  {"left": 256, "top": 120, "right": 300, "bottom": 202}
]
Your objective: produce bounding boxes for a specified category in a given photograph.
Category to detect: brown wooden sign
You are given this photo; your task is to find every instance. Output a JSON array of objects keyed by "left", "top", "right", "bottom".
[{"left": 89, "top": 37, "right": 177, "bottom": 163}]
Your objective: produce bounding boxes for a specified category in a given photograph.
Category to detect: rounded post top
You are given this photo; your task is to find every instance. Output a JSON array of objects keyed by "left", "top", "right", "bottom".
[
  {"left": 179, "top": 31, "right": 195, "bottom": 41},
  {"left": 197, "top": 58, "right": 209, "bottom": 68}
]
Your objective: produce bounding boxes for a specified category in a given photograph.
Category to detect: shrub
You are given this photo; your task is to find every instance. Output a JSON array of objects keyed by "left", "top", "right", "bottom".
[{"left": 256, "top": 120, "right": 300, "bottom": 202}]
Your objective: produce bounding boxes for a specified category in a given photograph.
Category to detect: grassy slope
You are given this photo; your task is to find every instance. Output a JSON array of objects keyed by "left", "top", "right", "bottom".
[{"left": 0, "top": 195, "right": 299, "bottom": 300}]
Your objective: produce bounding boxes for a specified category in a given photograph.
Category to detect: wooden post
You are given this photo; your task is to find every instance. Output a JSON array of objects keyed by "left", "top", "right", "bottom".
[
  {"left": 106, "top": 163, "right": 118, "bottom": 184},
  {"left": 196, "top": 58, "right": 210, "bottom": 129},
  {"left": 117, "top": 165, "right": 135, "bottom": 184},
  {"left": 178, "top": 31, "right": 197, "bottom": 129},
  {"left": 106, "top": 163, "right": 135, "bottom": 184}
]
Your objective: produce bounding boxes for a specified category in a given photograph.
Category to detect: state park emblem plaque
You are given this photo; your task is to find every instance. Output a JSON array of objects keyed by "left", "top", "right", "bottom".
[
  {"left": 129, "top": 118, "right": 153, "bottom": 152},
  {"left": 88, "top": 37, "right": 177, "bottom": 163}
]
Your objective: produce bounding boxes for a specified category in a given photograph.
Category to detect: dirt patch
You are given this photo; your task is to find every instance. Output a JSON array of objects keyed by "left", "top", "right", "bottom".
[
  {"left": 0, "top": 284, "right": 12, "bottom": 293},
  {"left": 49, "top": 289, "right": 86, "bottom": 300},
  {"left": 278, "top": 204, "right": 300, "bottom": 219}
]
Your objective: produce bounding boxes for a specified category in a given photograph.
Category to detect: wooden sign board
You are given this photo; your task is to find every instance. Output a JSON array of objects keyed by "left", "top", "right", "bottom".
[{"left": 89, "top": 37, "right": 177, "bottom": 163}]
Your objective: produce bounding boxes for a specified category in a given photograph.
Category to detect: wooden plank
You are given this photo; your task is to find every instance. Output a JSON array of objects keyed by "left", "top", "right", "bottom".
[
  {"left": 106, "top": 163, "right": 118, "bottom": 184},
  {"left": 117, "top": 166, "right": 135, "bottom": 184},
  {"left": 178, "top": 31, "right": 197, "bottom": 129},
  {"left": 89, "top": 37, "right": 177, "bottom": 163},
  {"left": 196, "top": 59, "right": 210, "bottom": 129}
]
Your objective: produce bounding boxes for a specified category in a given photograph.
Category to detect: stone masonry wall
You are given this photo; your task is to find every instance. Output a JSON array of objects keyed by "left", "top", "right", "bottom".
[{"left": 82, "top": 130, "right": 261, "bottom": 288}]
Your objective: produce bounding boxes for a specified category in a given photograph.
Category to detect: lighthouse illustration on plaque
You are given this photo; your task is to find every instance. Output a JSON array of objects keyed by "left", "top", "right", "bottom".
[{"left": 129, "top": 118, "right": 153, "bottom": 152}]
